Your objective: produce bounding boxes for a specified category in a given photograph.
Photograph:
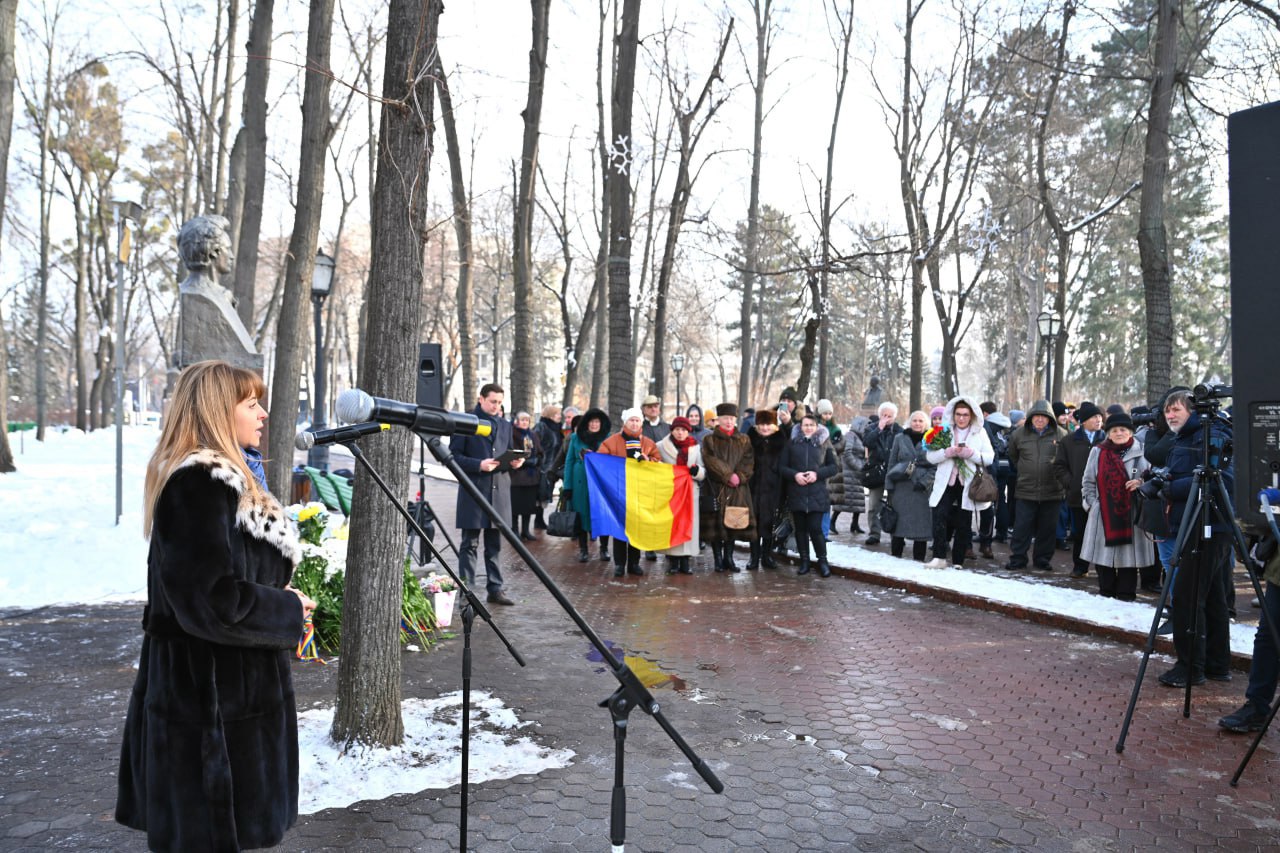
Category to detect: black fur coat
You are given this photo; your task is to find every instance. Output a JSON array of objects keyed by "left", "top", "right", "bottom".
[{"left": 116, "top": 449, "right": 304, "bottom": 853}]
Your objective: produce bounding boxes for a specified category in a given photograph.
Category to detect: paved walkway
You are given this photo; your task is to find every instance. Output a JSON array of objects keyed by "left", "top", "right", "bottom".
[{"left": 3, "top": 478, "right": 1278, "bottom": 852}]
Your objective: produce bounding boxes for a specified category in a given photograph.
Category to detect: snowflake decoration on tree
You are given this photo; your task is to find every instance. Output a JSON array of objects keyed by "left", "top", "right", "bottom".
[{"left": 608, "top": 134, "right": 633, "bottom": 176}]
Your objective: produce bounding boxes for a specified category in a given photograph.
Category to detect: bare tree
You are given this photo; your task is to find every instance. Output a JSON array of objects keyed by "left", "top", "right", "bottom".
[
  {"left": 606, "top": 0, "right": 642, "bottom": 417},
  {"left": 0, "top": 0, "right": 18, "bottom": 471},
  {"left": 225, "top": 0, "right": 274, "bottom": 329},
  {"left": 509, "top": 0, "right": 551, "bottom": 416},
  {"left": 736, "top": 0, "right": 777, "bottom": 410},
  {"left": 435, "top": 53, "right": 477, "bottom": 401},
  {"left": 651, "top": 18, "right": 734, "bottom": 404},
  {"left": 589, "top": 0, "right": 612, "bottom": 406},
  {"left": 331, "top": 0, "right": 442, "bottom": 749},
  {"left": 816, "top": 0, "right": 855, "bottom": 398},
  {"left": 265, "top": 0, "right": 335, "bottom": 499}
]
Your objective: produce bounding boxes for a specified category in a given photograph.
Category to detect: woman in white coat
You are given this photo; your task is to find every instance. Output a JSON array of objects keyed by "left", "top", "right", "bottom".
[
  {"left": 924, "top": 395, "right": 995, "bottom": 568},
  {"left": 1080, "top": 411, "right": 1152, "bottom": 600},
  {"left": 657, "top": 416, "right": 707, "bottom": 574}
]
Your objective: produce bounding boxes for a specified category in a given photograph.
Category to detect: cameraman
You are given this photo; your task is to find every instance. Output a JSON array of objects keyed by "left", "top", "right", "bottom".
[{"left": 1156, "top": 389, "right": 1234, "bottom": 688}]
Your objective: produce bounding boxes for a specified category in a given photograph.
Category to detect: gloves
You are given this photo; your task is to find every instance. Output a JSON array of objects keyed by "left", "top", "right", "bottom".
[
  {"left": 688, "top": 464, "right": 700, "bottom": 478},
  {"left": 957, "top": 446, "right": 975, "bottom": 459},
  {"left": 729, "top": 473, "right": 740, "bottom": 487},
  {"left": 631, "top": 450, "right": 644, "bottom": 460},
  {"left": 943, "top": 446, "right": 959, "bottom": 458}
]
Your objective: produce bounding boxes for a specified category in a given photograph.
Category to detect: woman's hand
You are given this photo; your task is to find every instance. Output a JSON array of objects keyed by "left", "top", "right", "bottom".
[
  {"left": 794, "top": 472, "right": 808, "bottom": 485},
  {"left": 728, "top": 473, "right": 740, "bottom": 487},
  {"left": 1125, "top": 479, "right": 1142, "bottom": 491},
  {"left": 286, "top": 585, "right": 317, "bottom": 618}
]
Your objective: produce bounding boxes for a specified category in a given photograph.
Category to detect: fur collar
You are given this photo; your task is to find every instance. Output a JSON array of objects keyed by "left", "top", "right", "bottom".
[{"left": 176, "top": 449, "right": 301, "bottom": 566}]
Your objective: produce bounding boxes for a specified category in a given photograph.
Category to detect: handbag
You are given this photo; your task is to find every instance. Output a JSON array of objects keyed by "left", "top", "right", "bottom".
[
  {"left": 967, "top": 463, "right": 998, "bottom": 503},
  {"left": 547, "top": 500, "right": 579, "bottom": 538},
  {"left": 879, "top": 496, "right": 899, "bottom": 534},
  {"left": 723, "top": 504, "right": 750, "bottom": 530},
  {"left": 1135, "top": 493, "right": 1170, "bottom": 538}
]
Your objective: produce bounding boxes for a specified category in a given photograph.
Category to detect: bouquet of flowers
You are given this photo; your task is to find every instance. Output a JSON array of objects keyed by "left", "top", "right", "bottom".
[
  {"left": 923, "top": 425, "right": 951, "bottom": 451},
  {"left": 421, "top": 572, "right": 457, "bottom": 595},
  {"left": 289, "top": 502, "right": 331, "bottom": 546}
]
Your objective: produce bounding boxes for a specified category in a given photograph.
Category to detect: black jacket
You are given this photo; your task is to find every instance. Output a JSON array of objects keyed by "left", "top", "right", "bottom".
[
  {"left": 450, "top": 404, "right": 513, "bottom": 528},
  {"left": 1164, "top": 413, "right": 1234, "bottom": 534},
  {"left": 1053, "top": 427, "right": 1104, "bottom": 508},
  {"left": 862, "top": 422, "right": 903, "bottom": 488},
  {"left": 780, "top": 433, "right": 839, "bottom": 513},
  {"left": 117, "top": 450, "right": 304, "bottom": 853},
  {"left": 748, "top": 426, "right": 788, "bottom": 525}
]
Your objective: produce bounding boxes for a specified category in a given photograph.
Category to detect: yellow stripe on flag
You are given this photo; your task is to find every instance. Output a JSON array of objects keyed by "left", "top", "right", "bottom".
[{"left": 624, "top": 458, "right": 677, "bottom": 551}]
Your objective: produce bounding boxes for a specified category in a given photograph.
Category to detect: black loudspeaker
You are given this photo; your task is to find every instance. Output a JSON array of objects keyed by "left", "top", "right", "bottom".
[
  {"left": 415, "top": 343, "right": 444, "bottom": 409},
  {"left": 1228, "top": 101, "right": 1280, "bottom": 530}
]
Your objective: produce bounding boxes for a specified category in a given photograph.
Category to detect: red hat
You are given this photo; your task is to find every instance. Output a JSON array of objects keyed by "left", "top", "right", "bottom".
[{"left": 671, "top": 416, "right": 692, "bottom": 431}]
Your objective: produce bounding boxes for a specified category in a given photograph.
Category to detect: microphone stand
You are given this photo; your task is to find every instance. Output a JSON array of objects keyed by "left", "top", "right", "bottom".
[
  {"left": 423, "top": 433, "right": 724, "bottom": 851},
  {"left": 340, "top": 439, "right": 526, "bottom": 853}
]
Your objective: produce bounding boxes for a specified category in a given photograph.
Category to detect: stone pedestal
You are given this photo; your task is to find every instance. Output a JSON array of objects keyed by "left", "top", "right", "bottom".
[{"left": 176, "top": 285, "right": 263, "bottom": 372}]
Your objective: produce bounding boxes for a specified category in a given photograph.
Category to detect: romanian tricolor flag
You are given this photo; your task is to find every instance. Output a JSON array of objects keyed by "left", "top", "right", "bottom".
[{"left": 584, "top": 454, "right": 694, "bottom": 551}]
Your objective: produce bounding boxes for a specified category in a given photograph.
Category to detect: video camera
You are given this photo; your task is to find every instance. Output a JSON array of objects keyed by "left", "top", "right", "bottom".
[{"left": 1192, "top": 383, "right": 1232, "bottom": 413}]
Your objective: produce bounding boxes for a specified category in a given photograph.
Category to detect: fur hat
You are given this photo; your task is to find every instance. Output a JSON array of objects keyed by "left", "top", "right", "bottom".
[
  {"left": 1074, "top": 401, "right": 1103, "bottom": 423},
  {"left": 715, "top": 403, "right": 739, "bottom": 417},
  {"left": 620, "top": 407, "right": 642, "bottom": 424},
  {"left": 754, "top": 408, "right": 777, "bottom": 426},
  {"left": 670, "top": 416, "right": 692, "bottom": 431},
  {"left": 1105, "top": 411, "right": 1134, "bottom": 432}
]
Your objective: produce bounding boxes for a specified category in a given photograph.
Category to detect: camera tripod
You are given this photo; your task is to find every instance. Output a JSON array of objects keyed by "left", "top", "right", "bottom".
[
  {"left": 406, "top": 434, "right": 458, "bottom": 567},
  {"left": 1116, "top": 411, "right": 1280, "bottom": 786}
]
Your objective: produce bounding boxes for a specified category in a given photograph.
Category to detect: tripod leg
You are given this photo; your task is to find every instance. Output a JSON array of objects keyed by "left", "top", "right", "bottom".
[
  {"left": 602, "top": 687, "right": 634, "bottom": 851},
  {"left": 1116, "top": 479, "right": 1202, "bottom": 752}
]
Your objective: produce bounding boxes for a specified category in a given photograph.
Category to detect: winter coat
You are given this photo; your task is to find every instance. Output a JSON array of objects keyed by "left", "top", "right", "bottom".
[
  {"left": 116, "top": 450, "right": 304, "bottom": 853},
  {"left": 534, "top": 416, "right": 564, "bottom": 501},
  {"left": 656, "top": 436, "right": 706, "bottom": 557},
  {"left": 561, "top": 409, "right": 611, "bottom": 535},
  {"left": 599, "top": 429, "right": 662, "bottom": 461},
  {"left": 642, "top": 418, "right": 671, "bottom": 444},
  {"left": 840, "top": 428, "right": 867, "bottom": 514},
  {"left": 823, "top": 425, "right": 849, "bottom": 511},
  {"left": 924, "top": 395, "right": 996, "bottom": 511},
  {"left": 781, "top": 431, "right": 839, "bottom": 513},
  {"left": 884, "top": 430, "right": 935, "bottom": 541},
  {"left": 701, "top": 428, "right": 757, "bottom": 541},
  {"left": 748, "top": 427, "right": 788, "bottom": 531},
  {"left": 1164, "top": 412, "right": 1235, "bottom": 535},
  {"left": 450, "top": 404, "right": 514, "bottom": 529},
  {"left": 1053, "top": 426, "right": 1105, "bottom": 508},
  {"left": 1006, "top": 400, "right": 1067, "bottom": 502},
  {"left": 1080, "top": 440, "right": 1153, "bottom": 568},
  {"left": 862, "top": 421, "right": 903, "bottom": 488}
]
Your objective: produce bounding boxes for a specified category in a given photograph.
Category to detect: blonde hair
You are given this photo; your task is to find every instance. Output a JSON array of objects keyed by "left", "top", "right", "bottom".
[{"left": 143, "top": 360, "right": 268, "bottom": 536}]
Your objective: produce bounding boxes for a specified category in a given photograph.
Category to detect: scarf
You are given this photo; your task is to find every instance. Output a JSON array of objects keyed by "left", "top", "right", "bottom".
[
  {"left": 1098, "top": 437, "right": 1135, "bottom": 546},
  {"left": 624, "top": 429, "right": 644, "bottom": 459},
  {"left": 717, "top": 425, "right": 735, "bottom": 436},
  {"left": 670, "top": 432, "right": 698, "bottom": 466},
  {"left": 241, "top": 446, "right": 269, "bottom": 492}
]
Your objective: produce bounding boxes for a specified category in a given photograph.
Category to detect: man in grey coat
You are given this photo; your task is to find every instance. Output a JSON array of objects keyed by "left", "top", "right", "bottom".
[{"left": 451, "top": 383, "right": 524, "bottom": 605}]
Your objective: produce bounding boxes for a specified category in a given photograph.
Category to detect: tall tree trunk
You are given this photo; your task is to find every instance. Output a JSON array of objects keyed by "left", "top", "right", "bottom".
[
  {"left": 73, "top": 190, "right": 89, "bottom": 431},
  {"left": 589, "top": 0, "right": 611, "bottom": 407},
  {"left": 737, "top": 0, "right": 772, "bottom": 410},
  {"left": 899, "top": 0, "right": 924, "bottom": 412},
  {"left": 510, "top": 0, "right": 550, "bottom": 416},
  {"left": 1138, "top": 0, "right": 1177, "bottom": 402},
  {"left": 435, "top": 54, "right": 476, "bottom": 404},
  {"left": 214, "top": 0, "right": 239, "bottom": 214},
  {"left": 265, "top": 0, "right": 334, "bottom": 498},
  {"left": 817, "top": 0, "right": 854, "bottom": 399},
  {"left": 0, "top": 0, "right": 18, "bottom": 471},
  {"left": 606, "top": 0, "right": 641, "bottom": 418},
  {"left": 35, "top": 25, "right": 54, "bottom": 442},
  {"left": 331, "top": 0, "right": 441, "bottom": 749},
  {"left": 227, "top": 0, "right": 274, "bottom": 329}
]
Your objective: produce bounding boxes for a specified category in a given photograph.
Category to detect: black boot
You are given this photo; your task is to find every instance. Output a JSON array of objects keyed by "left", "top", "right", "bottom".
[
  {"left": 761, "top": 535, "right": 778, "bottom": 569},
  {"left": 851, "top": 513, "right": 865, "bottom": 534},
  {"left": 797, "top": 555, "right": 811, "bottom": 576},
  {"left": 891, "top": 536, "right": 905, "bottom": 558},
  {"left": 747, "top": 541, "right": 761, "bottom": 570},
  {"left": 817, "top": 557, "right": 831, "bottom": 578},
  {"left": 680, "top": 556, "right": 694, "bottom": 574},
  {"left": 534, "top": 507, "right": 547, "bottom": 530},
  {"left": 711, "top": 542, "right": 725, "bottom": 572},
  {"left": 723, "top": 543, "right": 740, "bottom": 572},
  {"left": 913, "top": 540, "right": 928, "bottom": 561},
  {"left": 599, "top": 539, "right": 610, "bottom": 561}
]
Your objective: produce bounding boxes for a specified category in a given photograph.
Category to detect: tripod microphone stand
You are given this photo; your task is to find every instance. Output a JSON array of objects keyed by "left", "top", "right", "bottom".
[
  {"left": 422, "top": 433, "right": 724, "bottom": 851},
  {"left": 407, "top": 435, "right": 459, "bottom": 567},
  {"left": 339, "top": 439, "right": 525, "bottom": 852}
]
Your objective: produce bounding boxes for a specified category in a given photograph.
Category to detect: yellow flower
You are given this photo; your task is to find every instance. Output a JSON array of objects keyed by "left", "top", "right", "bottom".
[{"left": 298, "top": 506, "right": 321, "bottom": 522}]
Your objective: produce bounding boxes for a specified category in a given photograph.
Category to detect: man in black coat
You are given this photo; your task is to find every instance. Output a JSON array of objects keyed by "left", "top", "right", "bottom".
[
  {"left": 1053, "top": 401, "right": 1105, "bottom": 577},
  {"left": 861, "top": 401, "right": 902, "bottom": 546},
  {"left": 450, "top": 383, "right": 524, "bottom": 605}
]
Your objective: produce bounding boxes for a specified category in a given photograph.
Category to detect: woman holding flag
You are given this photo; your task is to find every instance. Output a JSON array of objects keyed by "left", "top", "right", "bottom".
[
  {"left": 657, "top": 416, "right": 707, "bottom": 574},
  {"left": 562, "top": 408, "right": 612, "bottom": 563},
  {"left": 599, "top": 408, "right": 662, "bottom": 576}
]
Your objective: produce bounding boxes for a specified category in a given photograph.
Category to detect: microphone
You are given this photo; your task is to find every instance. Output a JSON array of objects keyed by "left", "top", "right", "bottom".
[
  {"left": 335, "top": 388, "right": 493, "bottom": 437},
  {"left": 295, "top": 421, "right": 391, "bottom": 451}
]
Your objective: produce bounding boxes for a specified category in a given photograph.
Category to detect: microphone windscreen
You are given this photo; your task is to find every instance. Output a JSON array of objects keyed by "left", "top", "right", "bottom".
[
  {"left": 336, "top": 389, "right": 373, "bottom": 424},
  {"left": 294, "top": 430, "right": 315, "bottom": 451}
]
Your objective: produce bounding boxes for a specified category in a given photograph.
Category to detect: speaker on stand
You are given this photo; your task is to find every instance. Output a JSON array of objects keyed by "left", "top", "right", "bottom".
[{"left": 408, "top": 343, "right": 457, "bottom": 566}]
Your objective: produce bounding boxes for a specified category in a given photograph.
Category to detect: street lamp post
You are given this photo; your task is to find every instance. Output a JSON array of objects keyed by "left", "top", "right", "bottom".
[
  {"left": 113, "top": 199, "right": 144, "bottom": 526},
  {"left": 1036, "top": 309, "right": 1062, "bottom": 402},
  {"left": 670, "top": 352, "right": 685, "bottom": 419},
  {"left": 307, "top": 251, "right": 336, "bottom": 471}
]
